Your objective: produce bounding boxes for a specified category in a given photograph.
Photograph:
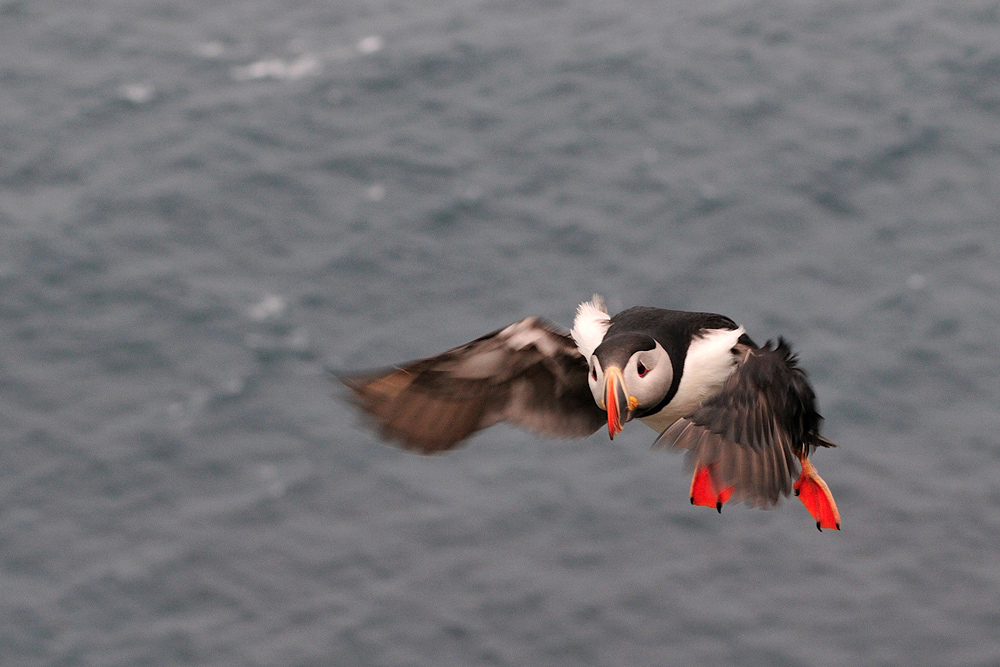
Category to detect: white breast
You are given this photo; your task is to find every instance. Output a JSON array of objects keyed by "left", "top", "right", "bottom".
[{"left": 639, "top": 326, "right": 744, "bottom": 433}]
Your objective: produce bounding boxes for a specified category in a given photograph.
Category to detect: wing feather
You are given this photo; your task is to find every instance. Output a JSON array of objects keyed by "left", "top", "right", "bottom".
[
  {"left": 341, "top": 317, "right": 605, "bottom": 453},
  {"left": 657, "top": 338, "right": 832, "bottom": 507}
]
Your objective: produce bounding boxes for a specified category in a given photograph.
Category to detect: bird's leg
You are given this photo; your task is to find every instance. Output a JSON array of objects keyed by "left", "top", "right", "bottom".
[
  {"left": 690, "top": 463, "right": 734, "bottom": 513},
  {"left": 794, "top": 453, "right": 841, "bottom": 531}
]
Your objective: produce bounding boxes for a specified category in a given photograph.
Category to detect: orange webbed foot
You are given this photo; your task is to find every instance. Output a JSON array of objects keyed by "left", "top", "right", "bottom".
[
  {"left": 690, "top": 464, "right": 734, "bottom": 513},
  {"left": 794, "top": 455, "right": 841, "bottom": 531}
]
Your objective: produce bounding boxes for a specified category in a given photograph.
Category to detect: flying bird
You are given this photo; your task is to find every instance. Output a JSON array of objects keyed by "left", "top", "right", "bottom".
[{"left": 342, "top": 296, "right": 840, "bottom": 530}]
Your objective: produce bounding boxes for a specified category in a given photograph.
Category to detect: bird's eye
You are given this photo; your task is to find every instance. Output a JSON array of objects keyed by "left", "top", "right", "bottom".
[
  {"left": 636, "top": 361, "right": 647, "bottom": 377},
  {"left": 591, "top": 367, "right": 597, "bottom": 380}
]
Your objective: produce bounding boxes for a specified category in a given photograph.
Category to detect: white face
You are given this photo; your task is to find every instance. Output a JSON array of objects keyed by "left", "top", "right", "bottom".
[{"left": 587, "top": 341, "right": 674, "bottom": 411}]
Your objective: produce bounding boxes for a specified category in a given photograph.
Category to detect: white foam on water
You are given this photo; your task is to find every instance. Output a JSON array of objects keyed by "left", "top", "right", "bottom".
[
  {"left": 356, "top": 35, "right": 383, "bottom": 55},
  {"left": 231, "top": 54, "right": 321, "bottom": 82},
  {"left": 120, "top": 83, "right": 154, "bottom": 104},
  {"left": 249, "top": 294, "right": 287, "bottom": 320}
]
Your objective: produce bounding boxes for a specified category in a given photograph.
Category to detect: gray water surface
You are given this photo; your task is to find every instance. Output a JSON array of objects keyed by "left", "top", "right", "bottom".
[{"left": 2, "top": 0, "right": 999, "bottom": 665}]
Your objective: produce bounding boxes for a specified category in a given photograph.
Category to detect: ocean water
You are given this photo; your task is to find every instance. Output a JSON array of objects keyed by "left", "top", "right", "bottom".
[{"left": 2, "top": 0, "right": 999, "bottom": 665}]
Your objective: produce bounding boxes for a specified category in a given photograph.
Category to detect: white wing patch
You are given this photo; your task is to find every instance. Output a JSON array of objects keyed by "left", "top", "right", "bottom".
[
  {"left": 640, "top": 326, "right": 744, "bottom": 433},
  {"left": 571, "top": 295, "right": 611, "bottom": 359},
  {"left": 500, "top": 317, "right": 560, "bottom": 356}
]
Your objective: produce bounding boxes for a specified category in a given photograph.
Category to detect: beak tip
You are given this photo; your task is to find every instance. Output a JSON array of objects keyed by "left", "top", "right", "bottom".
[{"left": 607, "top": 421, "right": 622, "bottom": 440}]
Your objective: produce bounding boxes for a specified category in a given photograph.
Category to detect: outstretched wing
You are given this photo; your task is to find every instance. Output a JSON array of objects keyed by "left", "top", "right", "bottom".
[
  {"left": 655, "top": 338, "right": 834, "bottom": 507},
  {"left": 341, "top": 317, "right": 606, "bottom": 453}
]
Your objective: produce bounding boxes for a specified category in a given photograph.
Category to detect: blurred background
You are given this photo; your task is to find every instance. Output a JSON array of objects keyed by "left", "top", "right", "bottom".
[{"left": 2, "top": 0, "right": 999, "bottom": 665}]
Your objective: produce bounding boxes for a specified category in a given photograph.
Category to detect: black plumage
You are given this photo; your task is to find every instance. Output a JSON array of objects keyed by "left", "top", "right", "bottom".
[{"left": 598, "top": 307, "right": 743, "bottom": 418}]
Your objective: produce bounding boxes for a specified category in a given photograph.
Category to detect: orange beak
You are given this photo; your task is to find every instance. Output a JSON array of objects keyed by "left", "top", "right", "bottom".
[{"left": 603, "top": 366, "right": 630, "bottom": 440}]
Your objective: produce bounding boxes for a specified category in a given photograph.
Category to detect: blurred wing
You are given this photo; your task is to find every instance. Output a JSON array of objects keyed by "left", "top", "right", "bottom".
[
  {"left": 341, "top": 317, "right": 605, "bottom": 453},
  {"left": 655, "top": 339, "right": 832, "bottom": 507}
]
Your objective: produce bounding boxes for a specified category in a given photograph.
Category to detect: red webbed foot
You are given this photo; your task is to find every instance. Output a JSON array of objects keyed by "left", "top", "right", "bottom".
[
  {"left": 690, "top": 464, "right": 734, "bottom": 513},
  {"left": 794, "top": 455, "right": 841, "bottom": 531}
]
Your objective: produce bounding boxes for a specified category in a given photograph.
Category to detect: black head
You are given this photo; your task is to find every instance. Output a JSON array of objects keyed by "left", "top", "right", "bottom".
[{"left": 587, "top": 331, "right": 675, "bottom": 437}]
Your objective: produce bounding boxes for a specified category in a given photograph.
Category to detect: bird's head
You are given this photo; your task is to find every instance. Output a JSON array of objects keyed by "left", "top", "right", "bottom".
[{"left": 587, "top": 333, "right": 674, "bottom": 439}]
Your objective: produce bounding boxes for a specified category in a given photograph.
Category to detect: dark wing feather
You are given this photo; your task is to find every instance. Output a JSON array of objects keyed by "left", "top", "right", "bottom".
[
  {"left": 341, "top": 317, "right": 605, "bottom": 453},
  {"left": 655, "top": 338, "right": 833, "bottom": 507}
]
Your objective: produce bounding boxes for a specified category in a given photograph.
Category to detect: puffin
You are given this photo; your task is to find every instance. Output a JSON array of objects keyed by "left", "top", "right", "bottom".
[{"left": 342, "top": 296, "right": 840, "bottom": 530}]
